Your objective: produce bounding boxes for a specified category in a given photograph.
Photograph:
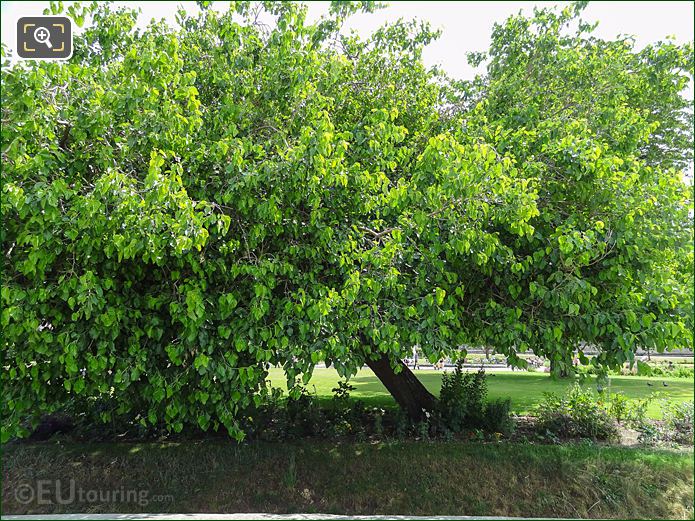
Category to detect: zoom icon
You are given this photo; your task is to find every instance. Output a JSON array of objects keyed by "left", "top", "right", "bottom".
[{"left": 17, "top": 16, "right": 72, "bottom": 59}]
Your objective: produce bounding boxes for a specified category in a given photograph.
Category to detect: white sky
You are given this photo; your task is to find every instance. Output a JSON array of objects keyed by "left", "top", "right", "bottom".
[{"left": 2, "top": 1, "right": 693, "bottom": 82}]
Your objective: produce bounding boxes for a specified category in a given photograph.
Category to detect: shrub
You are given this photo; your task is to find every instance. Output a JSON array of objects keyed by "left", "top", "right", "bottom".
[
  {"left": 535, "top": 384, "right": 619, "bottom": 441},
  {"left": 607, "top": 392, "right": 630, "bottom": 423},
  {"left": 673, "top": 366, "right": 695, "bottom": 379},
  {"left": 662, "top": 401, "right": 694, "bottom": 445},
  {"left": 634, "top": 401, "right": 693, "bottom": 447},
  {"left": 394, "top": 409, "right": 410, "bottom": 439},
  {"left": 438, "top": 364, "right": 514, "bottom": 435},
  {"left": 331, "top": 380, "right": 356, "bottom": 403},
  {"left": 637, "top": 421, "right": 664, "bottom": 446},
  {"left": 284, "top": 387, "right": 324, "bottom": 438},
  {"left": 438, "top": 364, "right": 487, "bottom": 432},
  {"left": 606, "top": 391, "right": 655, "bottom": 428},
  {"left": 372, "top": 408, "right": 385, "bottom": 437},
  {"left": 623, "top": 395, "right": 656, "bottom": 428},
  {"left": 483, "top": 399, "right": 514, "bottom": 436}
]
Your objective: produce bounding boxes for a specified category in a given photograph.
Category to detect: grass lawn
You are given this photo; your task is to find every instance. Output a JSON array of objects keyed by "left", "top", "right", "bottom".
[
  {"left": 3, "top": 440, "right": 692, "bottom": 518},
  {"left": 267, "top": 367, "right": 694, "bottom": 418}
]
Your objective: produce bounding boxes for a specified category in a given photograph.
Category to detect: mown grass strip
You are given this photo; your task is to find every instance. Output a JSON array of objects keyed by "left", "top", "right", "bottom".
[{"left": 3, "top": 441, "right": 692, "bottom": 519}]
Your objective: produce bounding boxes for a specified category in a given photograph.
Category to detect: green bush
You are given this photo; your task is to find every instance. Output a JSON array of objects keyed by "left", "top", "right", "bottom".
[
  {"left": 536, "top": 384, "right": 619, "bottom": 441},
  {"left": 624, "top": 396, "right": 656, "bottom": 427},
  {"left": 637, "top": 422, "right": 664, "bottom": 446},
  {"left": 606, "top": 391, "right": 655, "bottom": 428},
  {"left": 662, "top": 401, "right": 694, "bottom": 445},
  {"left": 672, "top": 366, "right": 695, "bottom": 379},
  {"left": 437, "top": 364, "right": 513, "bottom": 435},
  {"left": 438, "top": 364, "right": 487, "bottom": 432},
  {"left": 607, "top": 392, "right": 630, "bottom": 423},
  {"left": 331, "top": 380, "right": 356, "bottom": 403},
  {"left": 483, "top": 399, "right": 514, "bottom": 436},
  {"left": 635, "top": 401, "right": 693, "bottom": 446}
]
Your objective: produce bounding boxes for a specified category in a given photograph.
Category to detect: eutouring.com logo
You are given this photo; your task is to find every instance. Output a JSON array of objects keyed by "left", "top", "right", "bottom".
[
  {"left": 17, "top": 16, "right": 73, "bottom": 60},
  {"left": 14, "top": 480, "right": 173, "bottom": 507}
]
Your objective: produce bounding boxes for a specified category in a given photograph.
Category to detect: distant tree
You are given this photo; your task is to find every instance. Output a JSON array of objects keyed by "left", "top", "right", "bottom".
[{"left": 2, "top": 1, "right": 692, "bottom": 440}]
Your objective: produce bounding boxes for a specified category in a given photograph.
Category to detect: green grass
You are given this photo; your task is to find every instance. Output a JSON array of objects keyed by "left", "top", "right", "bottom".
[
  {"left": 3, "top": 440, "right": 692, "bottom": 518},
  {"left": 267, "top": 367, "right": 694, "bottom": 418}
]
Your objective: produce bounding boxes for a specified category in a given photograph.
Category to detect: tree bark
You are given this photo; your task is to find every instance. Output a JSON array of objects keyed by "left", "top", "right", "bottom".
[{"left": 365, "top": 353, "right": 437, "bottom": 421}]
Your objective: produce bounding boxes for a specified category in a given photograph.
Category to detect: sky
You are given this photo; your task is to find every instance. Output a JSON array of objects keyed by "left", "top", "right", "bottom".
[{"left": 1, "top": 1, "right": 694, "bottom": 83}]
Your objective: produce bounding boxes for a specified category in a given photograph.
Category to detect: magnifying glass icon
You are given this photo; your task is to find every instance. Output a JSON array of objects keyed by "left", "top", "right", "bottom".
[{"left": 33, "top": 26, "right": 52, "bottom": 49}]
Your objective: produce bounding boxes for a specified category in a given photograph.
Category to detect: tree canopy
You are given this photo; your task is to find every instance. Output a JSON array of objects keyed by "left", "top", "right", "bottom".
[{"left": 2, "top": 1, "right": 693, "bottom": 440}]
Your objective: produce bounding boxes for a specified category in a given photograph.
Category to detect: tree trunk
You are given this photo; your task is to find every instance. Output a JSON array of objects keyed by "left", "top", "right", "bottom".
[{"left": 365, "top": 353, "right": 437, "bottom": 421}]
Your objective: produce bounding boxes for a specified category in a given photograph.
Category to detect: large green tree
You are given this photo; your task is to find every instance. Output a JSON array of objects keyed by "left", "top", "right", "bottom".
[{"left": 2, "top": 1, "right": 692, "bottom": 440}]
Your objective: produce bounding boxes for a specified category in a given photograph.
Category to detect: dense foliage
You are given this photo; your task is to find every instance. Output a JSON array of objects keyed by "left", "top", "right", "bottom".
[
  {"left": 2, "top": 1, "right": 692, "bottom": 440},
  {"left": 439, "top": 365, "right": 514, "bottom": 435}
]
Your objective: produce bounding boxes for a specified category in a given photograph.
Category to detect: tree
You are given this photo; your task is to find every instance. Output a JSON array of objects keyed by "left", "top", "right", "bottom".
[
  {"left": 2, "top": 1, "right": 692, "bottom": 440},
  {"left": 452, "top": 2, "right": 694, "bottom": 376}
]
